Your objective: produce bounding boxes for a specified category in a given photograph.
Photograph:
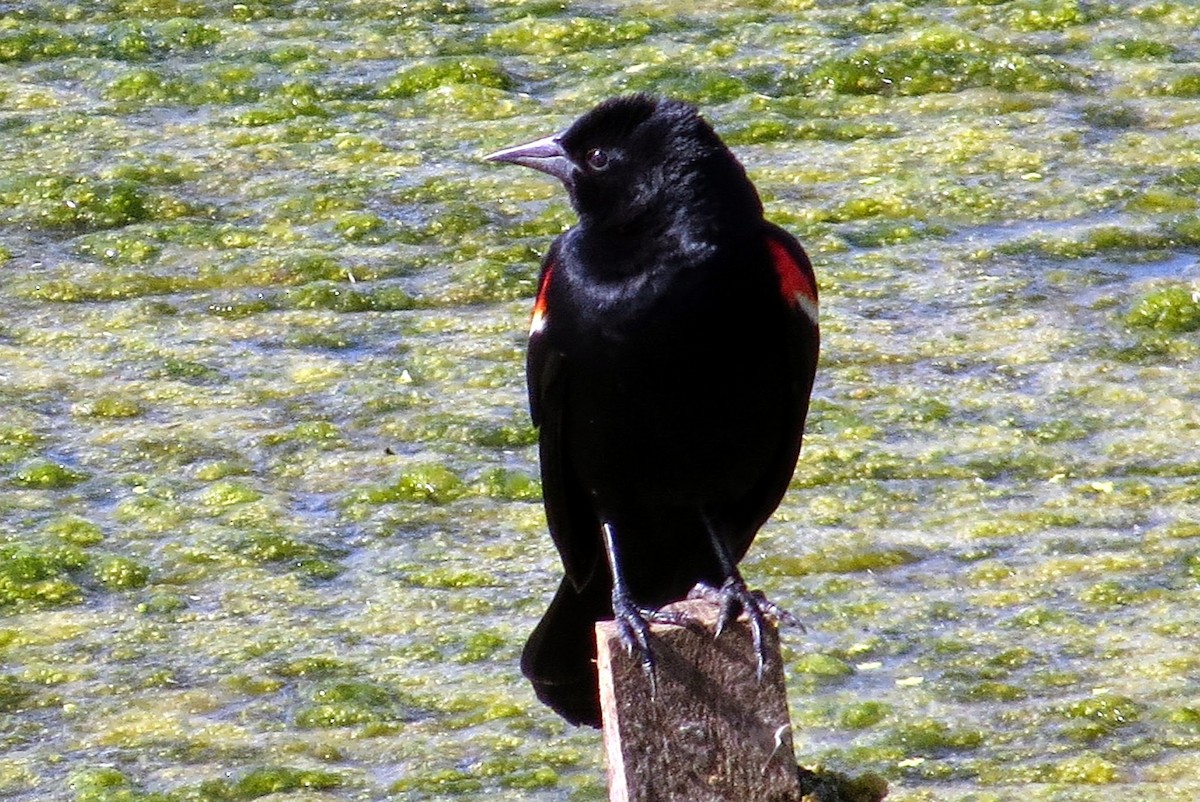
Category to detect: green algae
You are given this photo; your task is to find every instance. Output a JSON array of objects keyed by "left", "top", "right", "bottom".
[
  {"left": 795, "top": 652, "right": 855, "bottom": 682},
  {"left": 45, "top": 516, "right": 106, "bottom": 546},
  {"left": 221, "top": 766, "right": 345, "bottom": 797},
  {"left": 391, "top": 767, "right": 483, "bottom": 795},
  {"left": 475, "top": 467, "right": 541, "bottom": 502},
  {"left": 79, "top": 396, "right": 145, "bottom": 419},
  {"left": 481, "top": 17, "right": 653, "bottom": 55},
  {"left": 0, "top": 2, "right": 1197, "bottom": 801},
  {"left": 1126, "top": 284, "right": 1200, "bottom": 333},
  {"left": 381, "top": 56, "right": 514, "bottom": 98},
  {"left": 66, "top": 764, "right": 346, "bottom": 801},
  {"left": 92, "top": 556, "right": 151, "bottom": 590},
  {"left": 806, "top": 26, "right": 1086, "bottom": 97},
  {"left": 841, "top": 700, "right": 893, "bottom": 730},
  {"left": 886, "top": 720, "right": 985, "bottom": 754},
  {"left": 354, "top": 462, "right": 465, "bottom": 506},
  {"left": 1059, "top": 694, "right": 1142, "bottom": 742},
  {"left": 760, "top": 543, "right": 923, "bottom": 577},
  {"left": 295, "top": 680, "right": 417, "bottom": 729},
  {"left": 1002, "top": 0, "right": 1094, "bottom": 32}
]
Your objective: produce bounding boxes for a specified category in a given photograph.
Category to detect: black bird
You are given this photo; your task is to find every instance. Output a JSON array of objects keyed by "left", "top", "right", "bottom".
[{"left": 486, "top": 95, "right": 819, "bottom": 727}]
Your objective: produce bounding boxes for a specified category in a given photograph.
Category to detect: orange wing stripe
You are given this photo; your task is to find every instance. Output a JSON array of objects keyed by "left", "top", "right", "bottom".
[
  {"left": 767, "top": 239, "right": 818, "bottom": 323},
  {"left": 767, "top": 239, "right": 815, "bottom": 303},
  {"left": 530, "top": 265, "right": 553, "bottom": 335}
]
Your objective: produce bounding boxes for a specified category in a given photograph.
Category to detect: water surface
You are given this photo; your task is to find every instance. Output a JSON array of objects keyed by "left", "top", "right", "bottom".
[{"left": 1, "top": 2, "right": 1199, "bottom": 800}]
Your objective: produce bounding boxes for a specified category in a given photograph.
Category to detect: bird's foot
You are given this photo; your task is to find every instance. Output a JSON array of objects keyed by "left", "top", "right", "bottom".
[
  {"left": 688, "top": 579, "right": 801, "bottom": 680},
  {"left": 611, "top": 592, "right": 657, "bottom": 694},
  {"left": 610, "top": 593, "right": 689, "bottom": 697}
]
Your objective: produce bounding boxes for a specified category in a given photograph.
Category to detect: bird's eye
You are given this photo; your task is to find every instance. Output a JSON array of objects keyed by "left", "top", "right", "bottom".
[{"left": 585, "top": 148, "right": 609, "bottom": 170}]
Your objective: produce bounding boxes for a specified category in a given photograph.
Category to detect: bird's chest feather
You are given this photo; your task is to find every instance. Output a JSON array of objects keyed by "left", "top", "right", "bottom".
[
  {"left": 546, "top": 242, "right": 790, "bottom": 453},
  {"left": 550, "top": 239, "right": 762, "bottom": 355}
]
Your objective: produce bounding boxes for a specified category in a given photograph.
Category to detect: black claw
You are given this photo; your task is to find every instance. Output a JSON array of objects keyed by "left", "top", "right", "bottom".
[
  {"left": 750, "top": 590, "right": 804, "bottom": 630},
  {"left": 647, "top": 608, "right": 694, "bottom": 629},
  {"left": 612, "top": 593, "right": 658, "bottom": 695},
  {"left": 692, "top": 578, "right": 800, "bottom": 681}
]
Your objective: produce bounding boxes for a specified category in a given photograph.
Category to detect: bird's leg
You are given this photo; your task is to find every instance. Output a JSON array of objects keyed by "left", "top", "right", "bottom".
[
  {"left": 601, "top": 522, "right": 660, "bottom": 693},
  {"left": 693, "top": 518, "right": 801, "bottom": 680}
]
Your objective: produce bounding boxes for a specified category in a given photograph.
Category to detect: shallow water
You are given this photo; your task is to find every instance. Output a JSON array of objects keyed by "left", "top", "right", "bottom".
[{"left": 1, "top": 2, "right": 1199, "bottom": 800}]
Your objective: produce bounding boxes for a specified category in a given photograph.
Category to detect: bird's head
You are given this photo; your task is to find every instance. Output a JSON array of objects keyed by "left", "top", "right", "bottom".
[{"left": 485, "top": 95, "right": 761, "bottom": 235}]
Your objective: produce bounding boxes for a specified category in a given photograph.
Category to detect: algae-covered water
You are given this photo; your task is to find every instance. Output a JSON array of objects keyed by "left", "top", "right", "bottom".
[{"left": 1, "top": 1, "right": 1199, "bottom": 800}]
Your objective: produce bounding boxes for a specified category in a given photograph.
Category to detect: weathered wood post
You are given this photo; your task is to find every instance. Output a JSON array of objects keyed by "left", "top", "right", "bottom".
[{"left": 596, "top": 598, "right": 802, "bottom": 802}]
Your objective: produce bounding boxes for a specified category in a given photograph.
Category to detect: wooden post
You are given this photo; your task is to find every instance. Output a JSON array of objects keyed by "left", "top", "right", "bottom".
[{"left": 596, "top": 598, "right": 802, "bottom": 802}]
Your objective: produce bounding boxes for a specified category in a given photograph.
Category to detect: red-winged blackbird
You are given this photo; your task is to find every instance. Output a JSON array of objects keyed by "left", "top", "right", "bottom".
[{"left": 486, "top": 95, "right": 819, "bottom": 727}]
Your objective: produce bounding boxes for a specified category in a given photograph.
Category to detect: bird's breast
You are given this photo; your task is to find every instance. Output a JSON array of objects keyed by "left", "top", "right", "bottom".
[{"left": 552, "top": 264, "right": 793, "bottom": 508}]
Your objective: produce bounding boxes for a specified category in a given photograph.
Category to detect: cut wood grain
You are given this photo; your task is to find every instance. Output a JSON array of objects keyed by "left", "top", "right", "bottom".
[{"left": 596, "top": 598, "right": 801, "bottom": 802}]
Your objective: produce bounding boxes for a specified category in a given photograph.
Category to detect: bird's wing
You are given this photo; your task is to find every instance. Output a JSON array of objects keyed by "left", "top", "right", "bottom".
[
  {"left": 767, "top": 220, "right": 820, "bottom": 493},
  {"left": 526, "top": 240, "right": 601, "bottom": 592},
  {"left": 765, "top": 222, "right": 820, "bottom": 403},
  {"left": 525, "top": 242, "right": 558, "bottom": 429},
  {"left": 725, "top": 223, "right": 820, "bottom": 560}
]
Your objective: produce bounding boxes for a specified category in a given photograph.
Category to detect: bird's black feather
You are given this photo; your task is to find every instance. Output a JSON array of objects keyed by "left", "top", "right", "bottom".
[{"left": 490, "top": 95, "right": 819, "bottom": 727}]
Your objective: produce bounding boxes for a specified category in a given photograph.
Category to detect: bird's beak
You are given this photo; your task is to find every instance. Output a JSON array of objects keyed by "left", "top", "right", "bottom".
[{"left": 484, "top": 134, "right": 576, "bottom": 186}]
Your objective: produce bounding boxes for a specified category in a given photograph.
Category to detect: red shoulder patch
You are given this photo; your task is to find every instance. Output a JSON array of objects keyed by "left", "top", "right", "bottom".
[
  {"left": 530, "top": 265, "right": 553, "bottom": 335},
  {"left": 767, "top": 238, "right": 818, "bottom": 325}
]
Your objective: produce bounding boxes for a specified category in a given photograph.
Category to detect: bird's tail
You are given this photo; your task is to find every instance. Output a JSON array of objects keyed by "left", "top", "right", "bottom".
[{"left": 521, "top": 576, "right": 611, "bottom": 728}]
